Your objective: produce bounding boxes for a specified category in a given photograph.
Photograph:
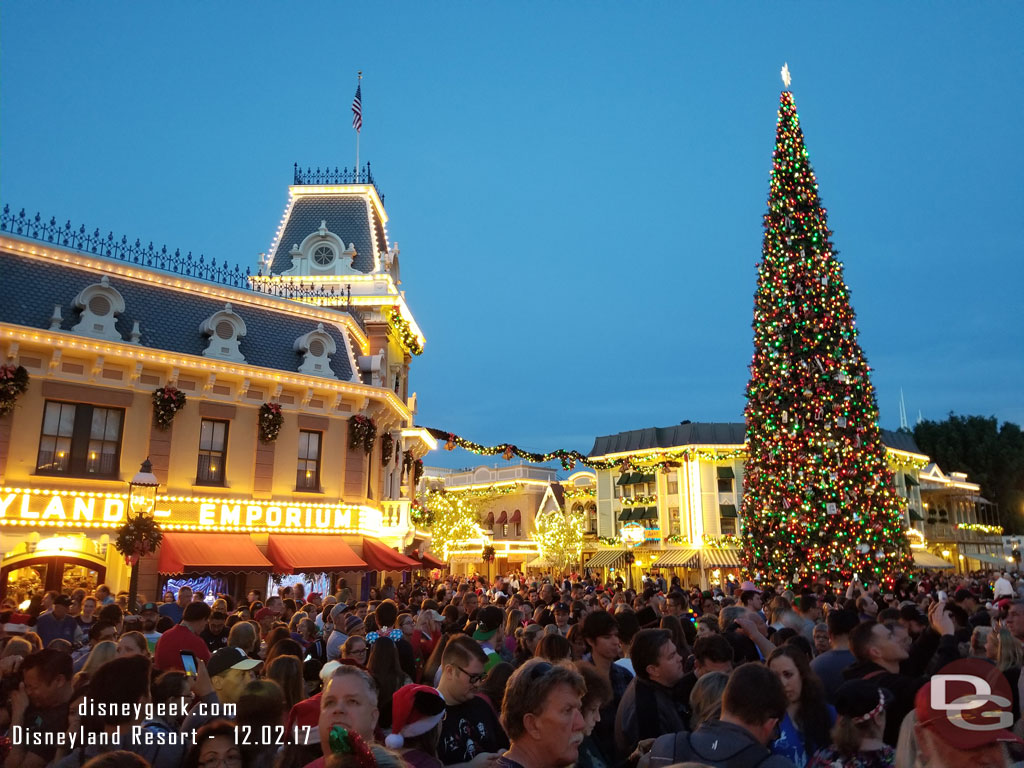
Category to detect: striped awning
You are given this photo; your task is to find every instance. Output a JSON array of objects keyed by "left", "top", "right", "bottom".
[
  {"left": 586, "top": 549, "right": 629, "bottom": 569},
  {"left": 968, "top": 551, "right": 1011, "bottom": 567},
  {"left": 913, "top": 551, "right": 954, "bottom": 570},
  {"left": 526, "top": 556, "right": 554, "bottom": 568},
  {"left": 701, "top": 549, "right": 743, "bottom": 568},
  {"left": 653, "top": 549, "right": 700, "bottom": 568}
]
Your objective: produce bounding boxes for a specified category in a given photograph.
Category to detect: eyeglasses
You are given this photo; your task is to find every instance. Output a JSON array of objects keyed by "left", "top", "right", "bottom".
[{"left": 455, "top": 664, "right": 485, "bottom": 685}]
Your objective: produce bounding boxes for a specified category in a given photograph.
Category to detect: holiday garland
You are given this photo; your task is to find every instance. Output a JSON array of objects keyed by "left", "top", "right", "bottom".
[
  {"left": 258, "top": 402, "right": 284, "bottom": 443},
  {"left": 152, "top": 386, "right": 187, "bottom": 430},
  {"left": 114, "top": 513, "right": 163, "bottom": 566},
  {"left": 482, "top": 545, "right": 496, "bottom": 563},
  {"left": 388, "top": 306, "right": 423, "bottom": 356},
  {"left": 349, "top": 415, "right": 377, "bottom": 454},
  {"left": 0, "top": 364, "right": 29, "bottom": 417},
  {"left": 380, "top": 432, "right": 394, "bottom": 466}
]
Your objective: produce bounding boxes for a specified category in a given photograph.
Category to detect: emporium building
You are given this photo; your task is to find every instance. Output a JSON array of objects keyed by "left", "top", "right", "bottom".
[{"left": 0, "top": 165, "right": 437, "bottom": 603}]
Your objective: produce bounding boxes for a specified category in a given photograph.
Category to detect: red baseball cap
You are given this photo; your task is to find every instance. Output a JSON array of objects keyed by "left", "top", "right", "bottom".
[
  {"left": 915, "top": 659, "right": 1022, "bottom": 750},
  {"left": 254, "top": 607, "right": 274, "bottom": 621}
]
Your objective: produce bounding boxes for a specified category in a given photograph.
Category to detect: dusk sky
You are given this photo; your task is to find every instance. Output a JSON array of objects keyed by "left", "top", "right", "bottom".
[{"left": 3, "top": 4, "right": 1021, "bottom": 470}]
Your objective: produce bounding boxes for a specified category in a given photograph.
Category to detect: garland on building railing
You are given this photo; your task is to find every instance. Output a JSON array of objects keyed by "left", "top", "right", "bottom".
[
  {"left": 955, "top": 523, "right": 1004, "bottom": 535},
  {"left": 597, "top": 536, "right": 622, "bottom": 547},
  {"left": 152, "top": 386, "right": 186, "bottom": 430},
  {"left": 258, "top": 403, "right": 284, "bottom": 443},
  {"left": 439, "top": 484, "right": 521, "bottom": 499},
  {"left": 349, "top": 415, "right": 377, "bottom": 454},
  {"left": 563, "top": 486, "right": 597, "bottom": 499},
  {"left": 410, "top": 500, "right": 434, "bottom": 528},
  {"left": 702, "top": 534, "right": 744, "bottom": 549},
  {"left": 622, "top": 494, "right": 658, "bottom": 507},
  {"left": 0, "top": 365, "right": 29, "bottom": 417},
  {"left": 426, "top": 427, "right": 748, "bottom": 471},
  {"left": 381, "top": 433, "right": 394, "bottom": 466},
  {"left": 114, "top": 513, "right": 164, "bottom": 566},
  {"left": 388, "top": 306, "right": 423, "bottom": 356}
]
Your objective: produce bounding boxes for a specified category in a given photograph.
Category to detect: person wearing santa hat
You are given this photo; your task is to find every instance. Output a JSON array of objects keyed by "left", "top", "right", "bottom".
[{"left": 385, "top": 684, "right": 447, "bottom": 768}]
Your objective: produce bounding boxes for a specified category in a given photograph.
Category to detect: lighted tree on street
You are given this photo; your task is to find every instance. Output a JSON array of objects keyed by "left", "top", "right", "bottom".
[{"left": 740, "top": 80, "right": 911, "bottom": 587}]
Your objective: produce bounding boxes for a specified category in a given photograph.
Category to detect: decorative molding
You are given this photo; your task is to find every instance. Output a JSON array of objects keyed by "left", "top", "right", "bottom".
[
  {"left": 71, "top": 276, "right": 125, "bottom": 342},
  {"left": 294, "top": 323, "right": 338, "bottom": 379},
  {"left": 199, "top": 303, "right": 247, "bottom": 363}
]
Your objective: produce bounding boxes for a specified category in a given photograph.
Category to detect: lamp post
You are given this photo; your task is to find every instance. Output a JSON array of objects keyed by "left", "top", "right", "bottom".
[{"left": 126, "top": 458, "right": 159, "bottom": 612}]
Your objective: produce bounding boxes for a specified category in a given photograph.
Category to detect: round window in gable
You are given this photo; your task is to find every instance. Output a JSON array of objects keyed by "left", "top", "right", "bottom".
[
  {"left": 215, "top": 320, "right": 235, "bottom": 340},
  {"left": 312, "top": 244, "right": 335, "bottom": 267},
  {"left": 89, "top": 295, "right": 111, "bottom": 316},
  {"left": 309, "top": 339, "right": 327, "bottom": 357}
]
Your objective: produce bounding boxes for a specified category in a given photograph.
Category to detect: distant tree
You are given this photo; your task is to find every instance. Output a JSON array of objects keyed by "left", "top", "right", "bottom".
[{"left": 913, "top": 414, "right": 1024, "bottom": 533}]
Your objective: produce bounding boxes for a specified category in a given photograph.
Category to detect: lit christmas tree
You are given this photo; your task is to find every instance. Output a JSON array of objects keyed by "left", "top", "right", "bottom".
[
  {"left": 532, "top": 508, "right": 584, "bottom": 573},
  {"left": 424, "top": 491, "right": 486, "bottom": 562},
  {"left": 741, "top": 73, "right": 911, "bottom": 587}
]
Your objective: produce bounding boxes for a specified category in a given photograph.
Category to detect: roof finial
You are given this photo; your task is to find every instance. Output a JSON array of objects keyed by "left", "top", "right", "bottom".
[{"left": 781, "top": 62, "right": 792, "bottom": 89}]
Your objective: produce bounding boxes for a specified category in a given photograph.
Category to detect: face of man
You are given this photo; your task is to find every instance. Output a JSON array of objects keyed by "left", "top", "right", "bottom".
[
  {"left": 177, "top": 589, "right": 193, "bottom": 608},
  {"left": 555, "top": 610, "right": 569, "bottom": 628},
  {"left": 588, "top": 630, "right": 621, "bottom": 663},
  {"left": 95, "top": 625, "right": 117, "bottom": 645},
  {"left": 862, "top": 598, "right": 878, "bottom": 618},
  {"left": 52, "top": 603, "right": 68, "bottom": 619},
  {"left": 870, "top": 623, "right": 909, "bottom": 665},
  {"left": 212, "top": 667, "right": 257, "bottom": 704},
  {"left": 355, "top": 606, "right": 368, "bottom": 621},
  {"left": 23, "top": 667, "right": 68, "bottom": 708},
  {"left": 463, "top": 594, "right": 479, "bottom": 615},
  {"left": 695, "top": 657, "right": 733, "bottom": 677},
  {"left": 813, "top": 625, "right": 830, "bottom": 654},
  {"left": 647, "top": 640, "right": 684, "bottom": 687},
  {"left": 267, "top": 597, "right": 283, "bottom": 615},
  {"left": 524, "top": 683, "right": 585, "bottom": 767},
  {"left": 1006, "top": 604, "right": 1024, "bottom": 640},
  {"left": 319, "top": 673, "right": 379, "bottom": 745},
  {"left": 915, "top": 724, "right": 1009, "bottom": 768},
  {"left": 208, "top": 617, "right": 226, "bottom": 634},
  {"left": 582, "top": 703, "right": 601, "bottom": 737},
  {"left": 748, "top": 594, "right": 763, "bottom": 612},
  {"left": 444, "top": 656, "right": 485, "bottom": 705}
]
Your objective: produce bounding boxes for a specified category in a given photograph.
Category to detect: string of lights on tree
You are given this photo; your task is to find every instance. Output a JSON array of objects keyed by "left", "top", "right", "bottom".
[
  {"left": 740, "top": 80, "right": 911, "bottom": 588},
  {"left": 532, "top": 508, "right": 584, "bottom": 570}
]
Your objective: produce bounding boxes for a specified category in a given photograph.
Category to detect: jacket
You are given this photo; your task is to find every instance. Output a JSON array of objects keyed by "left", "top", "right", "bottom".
[
  {"left": 640, "top": 721, "right": 795, "bottom": 768},
  {"left": 615, "top": 676, "right": 686, "bottom": 758}
]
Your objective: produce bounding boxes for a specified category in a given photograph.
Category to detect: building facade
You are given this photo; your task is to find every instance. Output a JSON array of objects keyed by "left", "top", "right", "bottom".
[{"left": 0, "top": 166, "right": 433, "bottom": 604}]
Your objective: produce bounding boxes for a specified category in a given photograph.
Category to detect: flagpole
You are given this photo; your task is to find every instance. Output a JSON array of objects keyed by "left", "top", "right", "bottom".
[{"left": 355, "top": 71, "right": 362, "bottom": 178}]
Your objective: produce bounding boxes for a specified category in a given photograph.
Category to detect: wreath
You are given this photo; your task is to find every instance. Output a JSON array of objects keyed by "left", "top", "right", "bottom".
[
  {"left": 114, "top": 513, "right": 163, "bottom": 567},
  {"left": 413, "top": 458, "right": 424, "bottom": 486},
  {"left": 0, "top": 365, "right": 29, "bottom": 417},
  {"left": 482, "top": 545, "right": 496, "bottom": 563},
  {"left": 623, "top": 552, "right": 635, "bottom": 566},
  {"left": 349, "top": 415, "right": 377, "bottom": 454},
  {"left": 152, "top": 386, "right": 186, "bottom": 430},
  {"left": 259, "top": 402, "right": 284, "bottom": 443},
  {"left": 402, "top": 449, "right": 414, "bottom": 475},
  {"left": 380, "top": 432, "right": 394, "bottom": 466}
]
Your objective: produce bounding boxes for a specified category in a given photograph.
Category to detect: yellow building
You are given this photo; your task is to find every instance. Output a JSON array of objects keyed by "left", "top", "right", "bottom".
[
  {"left": 586, "top": 422, "right": 930, "bottom": 586},
  {"left": 0, "top": 167, "right": 434, "bottom": 603}
]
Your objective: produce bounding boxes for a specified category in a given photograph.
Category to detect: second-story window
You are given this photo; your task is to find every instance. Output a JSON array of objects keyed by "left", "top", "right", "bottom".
[
  {"left": 36, "top": 401, "right": 124, "bottom": 478},
  {"left": 297, "top": 430, "right": 322, "bottom": 491},
  {"left": 196, "top": 419, "right": 228, "bottom": 485},
  {"left": 587, "top": 503, "right": 597, "bottom": 534},
  {"left": 667, "top": 480, "right": 679, "bottom": 495}
]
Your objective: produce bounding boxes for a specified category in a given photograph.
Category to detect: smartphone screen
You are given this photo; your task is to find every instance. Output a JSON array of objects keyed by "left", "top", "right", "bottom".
[{"left": 180, "top": 650, "right": 198, "bottom": 677}]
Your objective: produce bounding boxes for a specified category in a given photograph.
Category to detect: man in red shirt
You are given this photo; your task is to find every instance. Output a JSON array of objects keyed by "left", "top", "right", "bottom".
[{"left": 154, "top": 601, "right": 213, "bottom": 671}]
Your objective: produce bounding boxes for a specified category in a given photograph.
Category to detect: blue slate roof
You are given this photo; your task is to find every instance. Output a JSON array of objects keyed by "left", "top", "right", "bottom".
[
  {"left": 589, "top": 422, "right": 923, "bottom": 457},
  {"left": 0, "top": 251, "right": 355, "bottom": 381},
  {"left": 269, "top": 195, "right": 386, "bottom": 275}
]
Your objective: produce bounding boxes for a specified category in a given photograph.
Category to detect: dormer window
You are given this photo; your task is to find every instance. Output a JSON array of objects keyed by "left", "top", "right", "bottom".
[
  {"left": 71, "top": 276, "right": 126, "bottom": 342},
  {"left": 200, "top": 303, "right": 247, "bottom": 363},
  {"left": 294, "top": 323, "right": 338, "bottom": 379},
  {"left": 312, "top": 244, "right": 336, "bottom": 267}
]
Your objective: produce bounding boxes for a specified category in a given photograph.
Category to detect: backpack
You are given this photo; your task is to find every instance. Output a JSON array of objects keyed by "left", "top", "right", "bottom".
[{"left": 646, "top": 731, "right": 774, "bottom": 768}]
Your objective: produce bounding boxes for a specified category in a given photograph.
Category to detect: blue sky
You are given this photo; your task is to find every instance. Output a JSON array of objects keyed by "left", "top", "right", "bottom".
[{"left": 3, "top": 3, "right": 1022, "bottom": 470}]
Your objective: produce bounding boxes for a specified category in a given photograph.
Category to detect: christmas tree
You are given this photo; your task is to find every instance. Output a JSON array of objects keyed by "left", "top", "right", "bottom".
[
  {"left": 741, "top": 79, "right": 911, "bottom": 587},
  {"left": 532, "top": 508, "right": 584, "bottom": 572}
]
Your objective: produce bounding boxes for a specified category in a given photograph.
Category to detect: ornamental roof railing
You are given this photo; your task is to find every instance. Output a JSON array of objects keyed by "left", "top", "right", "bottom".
[
  {"left": 293, "top": 162, "right": 382, "bottom": 198},
  {"left": 0, "top": 204, "right": 365, "bottom": 333}
]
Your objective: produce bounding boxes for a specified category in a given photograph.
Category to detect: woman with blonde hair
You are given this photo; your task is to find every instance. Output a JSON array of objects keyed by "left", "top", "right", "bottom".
[
  {"left": 689, "top": 670, "right": 729, "bottom": 730},
  {"left": 969, "top": 625, "right": 992, "bottom": 658},
  {"left": 986, "top": 626, "right": 1024, "bottom": 671},
  {"left": 74, "top": 639, "right": 117, "bottom": 686}
]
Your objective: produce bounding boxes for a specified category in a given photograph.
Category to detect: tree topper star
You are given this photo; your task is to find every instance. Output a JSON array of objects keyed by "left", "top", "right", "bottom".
[{"left": 781, "top": 62, "right": 792, "bottom": 89}]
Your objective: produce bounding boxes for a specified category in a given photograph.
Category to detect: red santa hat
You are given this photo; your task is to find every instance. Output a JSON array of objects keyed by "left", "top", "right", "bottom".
[{"left": 384, "top": 684, "right": 446, "bottom": 749}]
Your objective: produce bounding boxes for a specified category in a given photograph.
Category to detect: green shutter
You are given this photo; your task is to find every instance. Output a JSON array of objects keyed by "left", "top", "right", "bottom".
[
  {"left": 717, "top": 467, "right": 735, "bottom": 479},
  {"left": 719, "top": 504, "right": 738, "bottom": 518}
]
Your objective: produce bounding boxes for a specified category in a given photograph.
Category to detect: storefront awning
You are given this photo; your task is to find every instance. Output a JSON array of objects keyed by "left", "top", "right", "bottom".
[
  {"left": 267, "top": 535, "right": 366, "bottom": 574},
  {"left": 912, "top": 551, "right": 954, "bottom": 570},
  {"left": 701, "top": 549, "right": 743, "bottom": 568},
  {"left": 616, "top": 473, "right": 634, "bottom": 486},
  {"left": 618, "top": 508, "right": 634, "bottom": 522},
  {"left": 158, "top": 533, "right": 273, "bottom": 574},
  {"left": 496, "top": 511, "right": 508, "bottom": 524},
  {"left": 526, "top": 555, "right": 554, "bottom": 568},
  {"left": 968, "top": 551, "right": 1011, "bottom": 567},
  {"left": 483, "top": 511, "right": 495, "bottom": 525},
  {"left": 717, "top": 466, "right": 735, "bottom": 479},
  {"left": 415, "top": 551, "right": 447, "bottom": 569},
  {"left": 654, "top": 549, "right": 700, "bottom": 568},
  {"left": 510, "top": 509, "right": 521, "bottom": 523},
  {"left": 909, "top": 509, "right": 924, "bottom": 521},
  {"left": 361, "top": 538, "right": 419, "bottom": 571},
  {"left": 638, "top": 507, "right": 659, "bottom": 521},
  {"left": 904, "top": 474, "right": 919, "bottom": 487},
  {"left": 586, "top": 549, "right": 629, "bottom": 569},
  {"left": 719, "top": 504, "right": 738, "bottom": 518}
]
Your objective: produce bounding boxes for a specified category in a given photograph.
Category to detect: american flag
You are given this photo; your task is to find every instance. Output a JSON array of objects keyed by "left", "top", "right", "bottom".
[{"left": 352, "top": 83, "right": 362, "bottom": 134}]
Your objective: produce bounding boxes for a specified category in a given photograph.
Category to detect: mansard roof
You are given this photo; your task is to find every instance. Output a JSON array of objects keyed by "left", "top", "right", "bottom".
[
  {"left": 267, "top": 193, "right": 388, "bottom": 276},
  {"left": 0, "top": 251, "right": 357, "bottom": 381},
  {"left": 589, "top": 422, "right": 923, "bottom": 457}
]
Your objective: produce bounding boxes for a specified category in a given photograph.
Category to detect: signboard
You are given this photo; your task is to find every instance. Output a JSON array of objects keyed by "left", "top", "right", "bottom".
[{"left": 0, "top": 488, "right": 378, "bottom": 535}]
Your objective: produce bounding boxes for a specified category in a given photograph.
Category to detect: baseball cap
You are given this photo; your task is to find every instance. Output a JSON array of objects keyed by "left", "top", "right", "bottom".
[
  {"left": 739, "top": 581, "right": 762, "bottom": 594},
  {"left": 140, "top": 602, "right": 159, "bottom": 614},
  {"left": 834, "top": 680, "right": 893, "bottom": 720},
  {"left": 421, "top": 609, "right": 444, "bottom": 623},
  {"left": 207, "top": 646, "right": 262, "bottom": 677},
  {"left": 53, "top": 595, "right": 72, "bottom": 607},
  {"left": 254, "top": 607, "right": 274, "bottom": 621},
  {"left": 953, "top": 588, "right": 976, "bottom": 602},
  {"left": 553, "top": 602, "right": 570, "bottom": 613},
  {"left": 330, "top": 603, "right": 350, "bottom": 619},
  {"left": 915, "top": 659, "right": 1021, "bottom": 750},
  {"left": 472, "top": 605, "right": 503, "bottom": 641}
]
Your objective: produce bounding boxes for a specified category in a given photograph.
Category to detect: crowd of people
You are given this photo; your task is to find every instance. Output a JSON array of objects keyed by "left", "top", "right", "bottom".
[{"left": 1, "top": 567, "right": 1023, "bottom": 768}]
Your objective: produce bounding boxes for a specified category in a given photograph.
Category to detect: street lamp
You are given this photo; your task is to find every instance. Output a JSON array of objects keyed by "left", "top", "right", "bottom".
[{"left": 126, "top": 458, "right": 159, "bottom": 612}]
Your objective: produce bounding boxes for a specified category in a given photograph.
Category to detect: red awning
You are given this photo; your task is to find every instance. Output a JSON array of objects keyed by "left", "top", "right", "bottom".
[
  {"left": 419, "top": 551, "right": 447, "bottom": 569},
  {"left": 362, "top": 538, "right": 419, "bottom": 571},
  {"left": 267, "top": 535, "right": 367, "bottom": 574},
  {"left": 510, "top": 509, "right": 522, "bottom": 523},
  {"left": 158, "top": 533, "right": 273, "bottom": 574},
  {"left": 496, "top": 511, "right": 508, "bottom": 524},
  {"left": 484, "top": 511, "right": 495, "bottom": 525}
]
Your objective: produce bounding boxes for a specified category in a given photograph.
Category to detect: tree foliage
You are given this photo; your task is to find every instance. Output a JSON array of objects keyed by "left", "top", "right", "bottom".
[{"left": 913, "top": 414, "right": 1024, "bottom": 533}]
